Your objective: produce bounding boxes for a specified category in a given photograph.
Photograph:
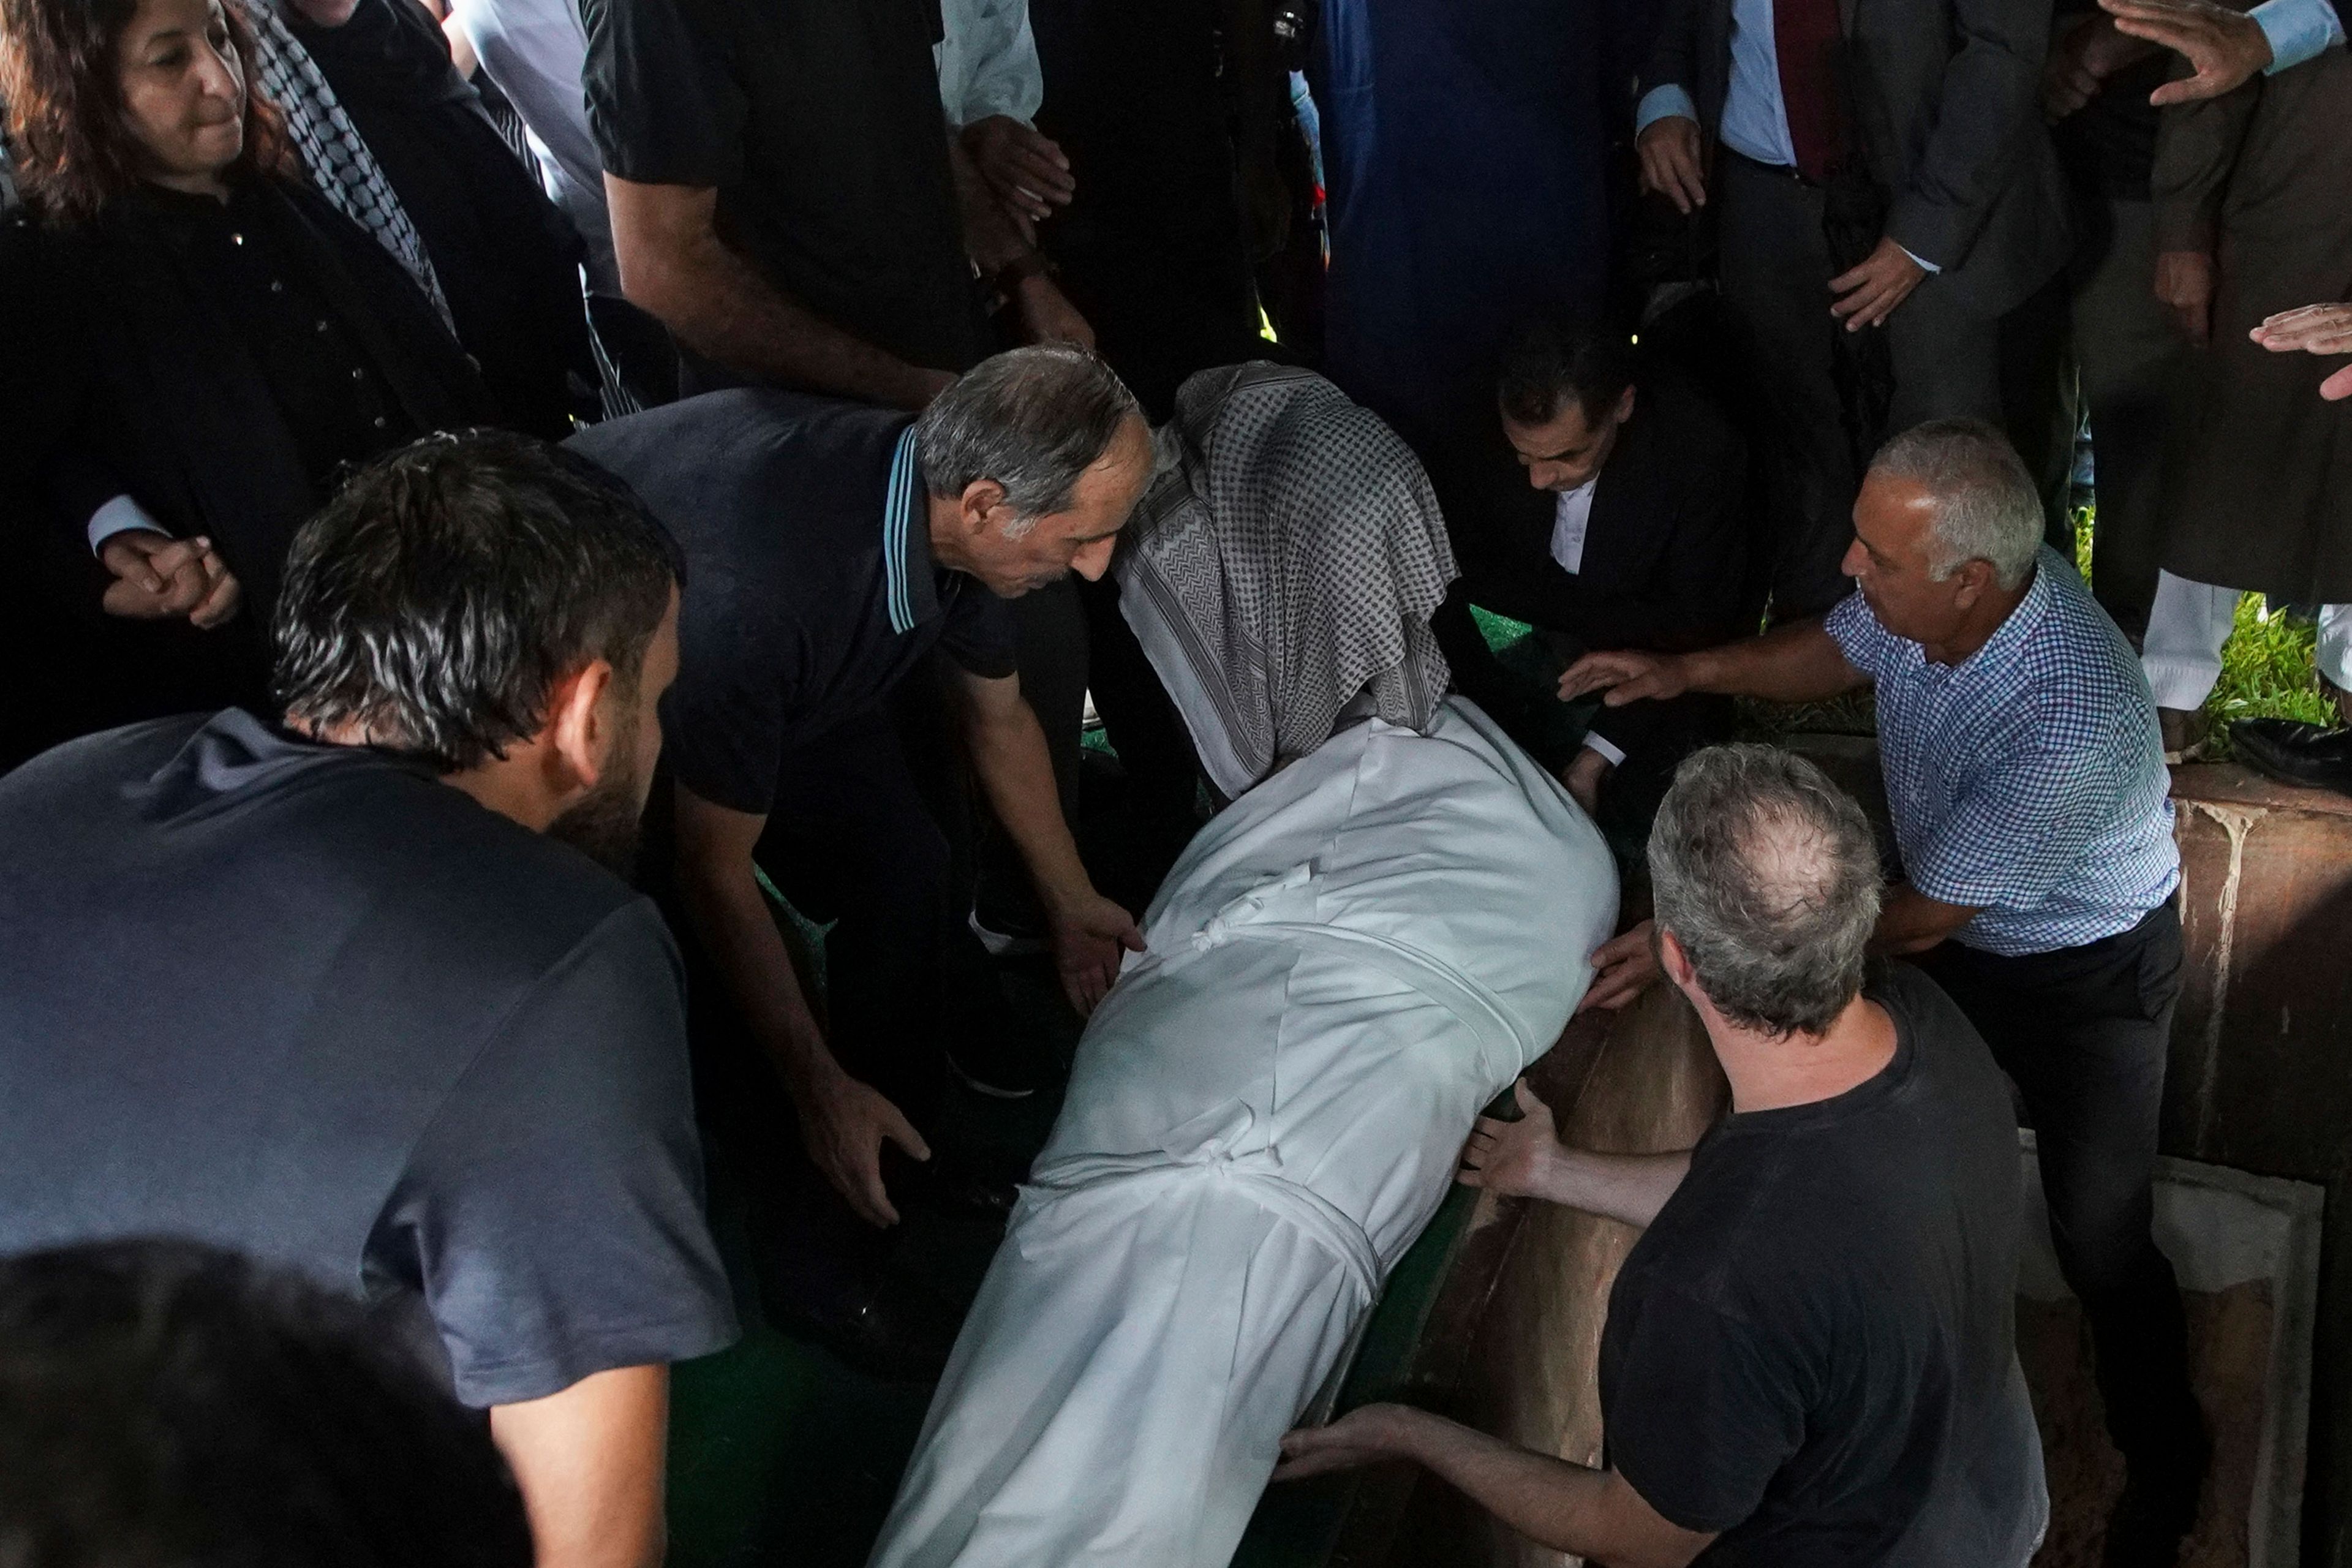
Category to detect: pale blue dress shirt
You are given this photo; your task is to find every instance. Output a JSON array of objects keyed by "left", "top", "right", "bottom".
[
  {"left": 1634, "top": 0, "right": 1944, "bottom": 269},
  {"left": 2252, "top": 0, "right": 2346, "bottom": 72}
]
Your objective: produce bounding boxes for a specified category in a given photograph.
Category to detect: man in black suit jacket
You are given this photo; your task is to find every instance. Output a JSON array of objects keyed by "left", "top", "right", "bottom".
[
  {"left": 1433, "top": 317, "right": 1758, "bottom": 834},
  {"left": 1635, "top": 0, "right": 2071, "bottom": 614}
]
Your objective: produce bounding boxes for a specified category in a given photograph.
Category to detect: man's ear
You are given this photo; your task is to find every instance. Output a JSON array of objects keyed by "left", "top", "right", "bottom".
[
  {"left": 958, "top": 477, "right": 1009, "bottom": 538},
  {"left": 543, "top": 658, "right": 617, "bottom": 798},
  {"left": 1952, "top": 558, "right": 1996, "bottom": 611},
  {"left": 1614, "top": 383, "right": 1637, "bottom": 428},
  {"left": 1657, "top": 924, "right": 1698, "bottom": 993}
]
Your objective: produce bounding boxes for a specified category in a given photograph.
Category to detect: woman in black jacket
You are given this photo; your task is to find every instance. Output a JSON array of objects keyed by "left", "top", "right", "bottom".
[{"left": 0, "top": 0, "right": 490, "bottom": 736}]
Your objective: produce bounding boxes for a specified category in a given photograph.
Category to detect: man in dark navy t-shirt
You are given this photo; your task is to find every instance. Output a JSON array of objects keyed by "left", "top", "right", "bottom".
[
  {"left": 0, "top": 434, "right": 738, "bottom": 1568},
  {"left": 1280, "top": 747, "right": 2044, "bottom": 1568},
  {"left": 566, "top": 346, "right": 1156, "bottom": 1281}
]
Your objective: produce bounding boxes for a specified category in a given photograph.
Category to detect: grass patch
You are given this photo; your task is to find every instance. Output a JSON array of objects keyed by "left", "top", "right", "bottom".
[{"left": 2076, "top": 505, "right": 2333, "bottom": 750}]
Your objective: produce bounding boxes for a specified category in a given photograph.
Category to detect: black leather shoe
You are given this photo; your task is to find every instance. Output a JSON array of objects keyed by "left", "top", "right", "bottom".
[
  {"left": 2231, "top": 718, "right": 2352, "bottom": 796},
  {"left": 771, "top": 1272, "right": 960, "bottom": 1382}
]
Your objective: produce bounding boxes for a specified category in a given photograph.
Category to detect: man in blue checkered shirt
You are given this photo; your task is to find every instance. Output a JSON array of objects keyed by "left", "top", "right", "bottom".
[{"left": 1561, "top": 418, "right": 2204, "bottom": 1562}]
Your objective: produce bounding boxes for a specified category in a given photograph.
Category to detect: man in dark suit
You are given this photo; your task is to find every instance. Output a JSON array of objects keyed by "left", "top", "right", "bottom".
[
  {"left": 1635, "top": 0, "right": 2071, "bottom": 615},
  {"left": 1433, "top": 317, "right": 1757, "bottom": 834}
]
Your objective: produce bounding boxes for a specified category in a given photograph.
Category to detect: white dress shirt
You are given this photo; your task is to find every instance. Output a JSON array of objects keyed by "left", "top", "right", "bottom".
[{"left": 1548, "top": 476, "right": 1599, "bottom": 575}]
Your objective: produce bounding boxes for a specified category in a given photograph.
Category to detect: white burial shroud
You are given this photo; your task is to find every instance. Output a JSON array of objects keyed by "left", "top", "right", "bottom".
[{"left": 869, "top": 697, "right": 1619, "bottom": 1568}]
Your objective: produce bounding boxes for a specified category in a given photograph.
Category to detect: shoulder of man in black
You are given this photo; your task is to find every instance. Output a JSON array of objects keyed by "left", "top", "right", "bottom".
[
  {"left": 565, "top": 387, "right": 908, "bottom": 579},
  {"left": 1605, "top": 363, "right": 1747, "bottom": 521}
]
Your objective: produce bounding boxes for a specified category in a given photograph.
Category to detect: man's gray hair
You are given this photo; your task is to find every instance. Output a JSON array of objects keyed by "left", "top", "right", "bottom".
[
  {"left": 1868, "top": 417, "right": 2043, "bottom": 589},
  {"left": 1647, "top": 745, "right": 1883, "bottom": 1039},
  {"left": 914, "top": 344, "right": 1142, "bottom": 537}
]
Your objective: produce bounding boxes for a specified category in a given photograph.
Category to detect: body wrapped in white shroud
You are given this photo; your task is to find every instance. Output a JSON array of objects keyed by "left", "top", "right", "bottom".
[{"left": 870, "top": 698, "right": 1619, "bottom": 1567}]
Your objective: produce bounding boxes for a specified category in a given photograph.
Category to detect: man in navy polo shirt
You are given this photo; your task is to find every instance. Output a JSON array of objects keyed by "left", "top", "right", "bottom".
[
  {"left": 1562, "top": 418, "right": 2204, "bottom": 1561},
  {"left": 567, "top": 345, "right": 1155, "bottom": 1364}
]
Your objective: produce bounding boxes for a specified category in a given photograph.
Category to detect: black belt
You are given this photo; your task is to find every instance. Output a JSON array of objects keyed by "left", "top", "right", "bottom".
[{"left": 1721, "top": 145, "right": 1826, "bottom": 189}]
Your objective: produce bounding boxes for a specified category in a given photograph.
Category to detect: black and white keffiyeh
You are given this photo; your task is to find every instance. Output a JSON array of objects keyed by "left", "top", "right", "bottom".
[
  {"left": 1115, "top": 361, "right": 1458, "bottom": 800},
  {"left": 240, "top": 0, "right": 454, "bottom": 331}
]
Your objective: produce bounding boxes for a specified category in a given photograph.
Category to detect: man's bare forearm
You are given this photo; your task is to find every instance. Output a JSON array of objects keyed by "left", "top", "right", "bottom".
[
  {"left": 1539, "top": 1149, "right": 1692, "bottom": 1229},
  {"left": 1393, "top": 1411, "right": 1706, "bottom": 1566},
  {"left": 606, "top": 177, "right": 954, "bottom": 410},
  {"left": 1682, "top": 619, "right": 1868, "bottom": 705},
  {"left": 962, "top": 697, "right": 1093, "bottom": 913},
  {"left": 677, "top": 856, "right": 837, "bottom": 1095},
  {"left": 1871, "top": 883, "right": 1981, "bottom": 957}
]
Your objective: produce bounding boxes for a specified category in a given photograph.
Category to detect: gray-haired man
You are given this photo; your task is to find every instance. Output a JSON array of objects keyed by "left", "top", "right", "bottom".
[
  {"left": 1280, "top": 745, "right": 2046, "bottom": 1566},
  {"left": 1560, "top": 418, "right": 2204, "bottom": 1559},
  {"left": 565, "top": 345, "right": 1152, "bottom": 1365}
]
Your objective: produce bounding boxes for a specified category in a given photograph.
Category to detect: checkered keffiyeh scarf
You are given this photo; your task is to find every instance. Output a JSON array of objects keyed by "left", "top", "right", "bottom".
[
  {"left": 241, "top": 0, "right": 455, "bottom": 331},
  {"left": 1115, "top": 362, "right": 1458, "bottom": 798}
]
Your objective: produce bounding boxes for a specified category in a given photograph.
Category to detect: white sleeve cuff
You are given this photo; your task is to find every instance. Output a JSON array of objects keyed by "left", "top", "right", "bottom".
[
  {"left": 1896, "top": 243, "right": 1942, "bottom": 274},
  {"left": 1635, "top": 84, "right": 1700, "bottom": 137},
  {"left": 2252, "top": 0, "right": 2346, "bottom": 72},
  {"left": 88, "top": 494, "right": 169, "bottom": 554},
  {"left": 1580, "top": 733, "right": 1629, "bottom": 768}
]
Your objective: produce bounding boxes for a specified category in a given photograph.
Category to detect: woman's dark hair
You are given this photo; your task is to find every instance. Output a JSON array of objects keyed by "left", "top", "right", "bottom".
[
  {"left": 0, "top": 1240, "right": 533, "bottom": 1568},
  {"left": 273, "top": 430, "right": 684, "bottom": 774},
  {"left": 0, "top": 0, "right": 292, "bottom": 224},
  {"left": 1496, "top": 314, "right": 1639, "bottom": 430}
]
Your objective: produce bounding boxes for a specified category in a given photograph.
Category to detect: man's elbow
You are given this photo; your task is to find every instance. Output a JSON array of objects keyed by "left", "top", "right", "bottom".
[
  {"left": 606, "top": 187, "right": 710, "bottom": 336},
  {"left": 611, "top": 232, "right": 691, "bottom": 333}
]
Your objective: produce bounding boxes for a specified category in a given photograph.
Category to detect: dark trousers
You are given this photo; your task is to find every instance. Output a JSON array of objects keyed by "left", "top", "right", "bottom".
[
  {"left": 2068, "top": 194, "right": 2190, "bottom": 643},
  {"left": 1915, "top": 902, "right": 2205, "bottom": 1480},
  {"left": 1717, "top": 154, "right": 2066, "bottom": 617}
]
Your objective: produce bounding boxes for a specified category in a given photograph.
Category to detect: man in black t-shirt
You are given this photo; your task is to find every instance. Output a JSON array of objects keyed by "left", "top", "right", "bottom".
[
  {"left": 565, "top": 348, "right": 1155, "bottom": 1338},
  {"left": 0, "top": 434, "right": 737, "bottom": 1568},
  {"left": 1280, "top": 745, "right": 2045, "bottom": 1567},
  {"left": 580, "top": 0, "right": 1090, "bottom": 407}
]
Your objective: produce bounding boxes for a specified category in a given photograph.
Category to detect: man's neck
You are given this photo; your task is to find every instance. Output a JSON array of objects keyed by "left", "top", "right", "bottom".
[
  {"left": 1921, "top": 564, "right": 2037, "bottom": 667},
  {"left": 285, "top": 713, "right": 556, "bottom": 832},
  {"left": 1706, "top": 992, "right": 1898, "bottom": 1114},
  {"left": 926, "top": 494, "right": 974, "bottom": 578}
]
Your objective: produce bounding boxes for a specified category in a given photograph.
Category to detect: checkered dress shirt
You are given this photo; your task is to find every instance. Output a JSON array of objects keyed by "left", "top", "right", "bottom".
[{"left": 1825, "top": 548, "right": 2179, "bottom": 957}]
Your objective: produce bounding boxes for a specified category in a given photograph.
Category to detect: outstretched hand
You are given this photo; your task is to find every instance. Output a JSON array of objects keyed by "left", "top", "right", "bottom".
[
  {"left": 1558, "top": 649, "right": 1691, "bottom": 707},
  {"left": 1050, "top": 891, "right": 1145, "bottom": 1017},
  {"left": 2096, "top": 0, "right": 2273, "bottom": 103},
  {"left": 1578, "top": 919, "right": 1661, "bottom": 1015},
  {"left": 797, "top": 1069, "right": 931, "bottom": 1227},
  {"left": 2252, "top": 302, "right": 2352, "bottom": 399},
  {"left": 1274, "top": 1403, "right": 1422, "bottom": 1482},
  {"left": 1457, "top": 1079, "right": 1568, "bottom": 1200}
]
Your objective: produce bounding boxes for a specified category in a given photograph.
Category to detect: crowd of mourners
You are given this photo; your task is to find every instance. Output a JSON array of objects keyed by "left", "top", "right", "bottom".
[{"left": 0, "top": 0, "right": 2345, "bottom": 1561}]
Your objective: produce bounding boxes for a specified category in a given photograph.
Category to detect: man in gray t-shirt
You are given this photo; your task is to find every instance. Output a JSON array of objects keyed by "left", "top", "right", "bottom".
[{"left": 0, "top": 433, "right": 736, "bottom": 1568}]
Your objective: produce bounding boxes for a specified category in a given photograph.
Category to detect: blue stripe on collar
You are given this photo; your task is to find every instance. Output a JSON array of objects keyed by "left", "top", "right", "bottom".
[{"left": 883, "top": 425, "right": 919, "bottom": 635}]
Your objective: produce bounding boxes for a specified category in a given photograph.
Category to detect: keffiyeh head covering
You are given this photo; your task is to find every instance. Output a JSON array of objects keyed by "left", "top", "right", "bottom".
[
  {"left": 238, "top": 0, "right": 455, "bottom": 331},
  {"left": 1115, "top": 362, "right": 1458, "bottom": 800}
]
